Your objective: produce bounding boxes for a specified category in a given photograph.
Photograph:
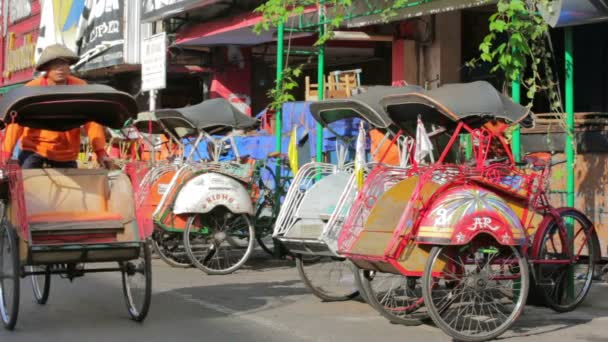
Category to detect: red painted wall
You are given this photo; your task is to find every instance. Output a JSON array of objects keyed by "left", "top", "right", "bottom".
[
  {"left": 1, "top": 0, "right": 41, "bottom": 87},
  {"left": 392, "top": 40, "right": 405, "bottom": 85},
  {"left": 209, "top": 46, "right": 253, "bottom": 115}
]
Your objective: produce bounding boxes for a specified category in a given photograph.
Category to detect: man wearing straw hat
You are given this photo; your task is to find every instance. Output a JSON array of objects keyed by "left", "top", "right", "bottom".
[{"left": 2, "top": 44, "right": 113, "bottom": 169}]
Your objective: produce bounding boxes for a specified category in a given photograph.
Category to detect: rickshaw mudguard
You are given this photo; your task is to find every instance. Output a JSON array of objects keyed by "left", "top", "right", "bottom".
[
  {"left": 416, "top": 185, "right": 526, "bottom": 246},
  {"left": 284, "top": 172, "right": 351, "bottom": 240},
  {"left": 173, "top": 172, "right": 253, "bottom": 215}
]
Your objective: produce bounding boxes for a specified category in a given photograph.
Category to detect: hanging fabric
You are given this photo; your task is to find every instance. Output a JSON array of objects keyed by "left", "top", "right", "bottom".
[{"left": 354, "top": 121, "right": 366, "bottom": 190}]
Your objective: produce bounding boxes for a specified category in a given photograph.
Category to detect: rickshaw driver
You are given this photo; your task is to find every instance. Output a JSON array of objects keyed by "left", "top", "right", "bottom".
[{"left": 1, "top": 44, "right": 113, "bottom": 169}]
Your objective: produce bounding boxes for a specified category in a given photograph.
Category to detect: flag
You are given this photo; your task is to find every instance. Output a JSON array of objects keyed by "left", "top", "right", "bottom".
[
  {"left": 288, "top": 125, "right": 299, "bottom": 175},
  {"left": 354, "top": 121, "right": 366, "bottom": 189},
  {"left": 415, "top": 117, "right": 434, "bottom": 163}
]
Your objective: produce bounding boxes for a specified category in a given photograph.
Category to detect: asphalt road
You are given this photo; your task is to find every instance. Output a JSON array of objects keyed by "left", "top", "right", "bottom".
[{"left": 2, "top": 252, "right": 608, "bottom": 342}]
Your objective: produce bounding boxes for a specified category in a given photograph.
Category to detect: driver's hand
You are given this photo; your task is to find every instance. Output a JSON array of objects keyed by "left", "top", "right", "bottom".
[{"left": 99, "top": 155, "right": 118, "bottom": 170}]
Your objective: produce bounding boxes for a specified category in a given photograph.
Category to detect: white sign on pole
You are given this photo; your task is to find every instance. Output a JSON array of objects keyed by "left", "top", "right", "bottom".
[{"left": 141, "top": 32, "right": 167, "bottom": 91}]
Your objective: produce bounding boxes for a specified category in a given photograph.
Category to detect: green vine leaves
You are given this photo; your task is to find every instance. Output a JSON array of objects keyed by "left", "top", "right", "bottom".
[
  {"left": 267, "top": 66, "right": 303, "bottom": 111},
  {"left": 467, "top": 0, "right": 562, "bottom": 112},
  {"left": 466, "top": 0, "right": 570, "bottom": 151}
]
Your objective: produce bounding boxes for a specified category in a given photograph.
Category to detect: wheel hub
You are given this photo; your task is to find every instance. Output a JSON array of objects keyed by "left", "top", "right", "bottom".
[
  {"left": 465, "top": 273, "right": 489, "bottom": 290},
  {"left": 214, "top": 231, "right": 227, "bottom": 242}
]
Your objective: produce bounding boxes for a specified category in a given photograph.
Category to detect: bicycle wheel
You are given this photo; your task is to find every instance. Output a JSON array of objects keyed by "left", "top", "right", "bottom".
[
  {"left": 354, "top": 267, "right": 425, "bottom": 326},
  {"left": 296, "top": 255, "right": 359, "bottom": 302},
  {"left": 422, "top": 243, "right": 528, "bottom": 342},
  {"left": 254, "top": 165, "right": 284, "bottom": 256},
  {"left": 152, "top": 231, "right": 191, "bottom": 268},
  {"left": 534, "top": 209, "right": 598, "bottom": 312},
  {"left": 121, "top": 241, "right": 152, "bottom": 322},
  {"left": 29, "top": 265, "right": 50, "bottom": 305},
  {"left": 254, "top": 203, "right": 276, "bottom": 256},
  {"left": 183, "top": 212, "right": 255, "bottom": 275},
  {"left": 0, "top": 222, "right": 19, "bottom": 330}
]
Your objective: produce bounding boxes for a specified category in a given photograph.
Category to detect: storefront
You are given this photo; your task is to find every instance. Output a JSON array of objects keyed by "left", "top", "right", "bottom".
[{"left": 0, "top": 0, "right": 41, "bottom": 93}]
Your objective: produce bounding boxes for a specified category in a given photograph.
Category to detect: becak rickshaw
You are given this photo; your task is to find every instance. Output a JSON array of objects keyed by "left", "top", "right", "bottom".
[
  {"left": 0, "top": 85, "right": 151, "bottom": 330},
  {"left": 132, "top": 103, "right": 209, "bottom": 268},
  {"left": 342, "top": 81, "right": 599, "bottom": 341},
  {"left": 273, "top": 86, "right": 420, "bottom": 301},
  {"left": 133, "top": 99, "right": 265, "bottom": 275}
]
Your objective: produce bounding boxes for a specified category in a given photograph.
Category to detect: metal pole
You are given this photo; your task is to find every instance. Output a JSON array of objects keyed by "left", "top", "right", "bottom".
[
  {"left": 565, "top": 27, "right": 575, "bottom": 209},
  {"left": 511, "top": 78, "right": 521, "bottom": 162},
  {"left": 149, "top": 89, "right": 156, "bottom": 162},
  {"left": 273, "top": 21, "right": 285, "bottom": 258},
  {"left": 275, "top": 22, "right": 285, "bottom": 155},
  {"left": 565, "top": 26, "right": 575, "bottom": 299},
  {"left": 316, "top": 1, "right": 325, "bottom": 163}
]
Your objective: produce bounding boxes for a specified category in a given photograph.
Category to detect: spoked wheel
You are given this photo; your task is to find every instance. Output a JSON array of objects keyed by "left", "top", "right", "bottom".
[
  {"left": 29, "top": 265, "right": 50, "bottom": 305},
  {"left": 152, "top": 231, "right": 191, "bottom": 268},
  {"left": 0, "top": 222, "right": 19, "bottom": 330},
  {"left": 422, "top": 242, "right": 529, "bottom": 342},
  {"left": 183, "top": 211, "right": 255, "bottom": 275},
  {"left": 534, "top": 209, "right": 598, "bottom": 312},
  {"left": 121, "top": 241, "right": 152, "bottom": 322},
  {"left": 253, "top": 195, "right": 278, "bottom": 256},
  {"left": 296, "top": 255, "right": 359, "bottom": 302},
  {"left": 256, "top": 234, "right": 275, "bottom": 256},
  {"left": 253, "top": 204, "right": 275, "bottom": 256},
  {"left": 354, "top": 267, "right": 425, "bottom": 326}
]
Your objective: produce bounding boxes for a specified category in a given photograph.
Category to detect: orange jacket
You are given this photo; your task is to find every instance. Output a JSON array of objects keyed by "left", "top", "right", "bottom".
[
  {"left": 2, "top": 75, "right": 107, "bottom": 162},
  {"left": 370, "top": 129, "right": 400, "bottom": 166}
]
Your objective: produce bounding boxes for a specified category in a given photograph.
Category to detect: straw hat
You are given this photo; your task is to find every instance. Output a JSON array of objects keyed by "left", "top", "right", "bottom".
[{"left": 35, "top": 44, "right": 79, "bottom": 71}]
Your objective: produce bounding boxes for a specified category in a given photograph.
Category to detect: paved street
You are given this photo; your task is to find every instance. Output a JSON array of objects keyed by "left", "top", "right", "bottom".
[{"left": 2, "top": 252, "right": 608, "bottom": 342}]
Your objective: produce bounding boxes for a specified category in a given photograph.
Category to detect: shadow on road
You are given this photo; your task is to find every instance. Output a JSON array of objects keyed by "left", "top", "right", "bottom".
[{"left": 160, "top": 279, "right": 310, "bottom": 316}]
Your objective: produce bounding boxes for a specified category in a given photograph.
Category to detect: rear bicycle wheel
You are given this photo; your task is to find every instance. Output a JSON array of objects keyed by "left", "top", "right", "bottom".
[
  {"left": 0, "top": 222, "right": 19, "bottom": 330},
  {"left": 152, "top": 231, "right": 191, "bottom": 268},
  {"left": 296, "top": 254, "right": 359, "bottom": 302},
  {"left": 184, "top": 212, "right": 255, "bottom": 275},
  {"left": 29, "top": 265, "right": 50, "bottom": 305},
  {"left": 422, "top": 243, "right": 528, "bottom": 342},
  {"left": 354, "top": 266, "right": 425, "bottom": 326},
  {"left": 534, "top": 209, "right": 598, "bottom": 312},
  {"left": 121, "top": 241, "right": 152, "bottom": 322}
]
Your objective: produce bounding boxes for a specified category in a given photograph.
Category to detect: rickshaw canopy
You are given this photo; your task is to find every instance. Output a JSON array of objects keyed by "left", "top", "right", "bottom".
[
  {"left": 134, "top": 110, "right": 197, "bottom": 139},
  {"left": 0, "top": 85, "right": 138, "bottom": 131},
  {"left": 380, "top": 81, "right": 534, "bottom": 130},
  {"left": 309, "top": 85, "right": 424, "bottom": 134},
  {"left": 133, "top": 98, "right": 259, "bottom": 138}
]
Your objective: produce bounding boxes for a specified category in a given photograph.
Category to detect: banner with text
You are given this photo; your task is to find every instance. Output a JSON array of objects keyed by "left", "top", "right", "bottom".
[{"left": 76, "top": 0, "right": 124, "bottom": 71}]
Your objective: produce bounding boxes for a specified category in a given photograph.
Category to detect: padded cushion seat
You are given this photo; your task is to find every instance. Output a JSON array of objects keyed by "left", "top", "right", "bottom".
[{"left": 29, "top": 211, "right": 124, "bottom": 232}]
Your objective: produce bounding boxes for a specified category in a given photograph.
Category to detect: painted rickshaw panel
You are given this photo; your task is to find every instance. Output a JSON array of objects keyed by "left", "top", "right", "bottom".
[
  {"left": 416, "top": 185, "right": 526, "bottom": 246},
  {"left": 173, "top": 172, "right": 253, "bottom": 215},
  {"left": 344, "top": 176, "right": 441, "bottom": 257},
  {"left": 395, "top": 242, "right": 448, "bottom": 274},
  {"left": 142, "top": 168, "right": 176, "bottom": 219},
  {"left": 8, "top": 168, "right": 139, "bottom": 263},
  {"left": 336, "top": 165, "right": 413, "bottom": 256},
  {"left": 152, "top": 167, "right": 196, "bottom": 231}
]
